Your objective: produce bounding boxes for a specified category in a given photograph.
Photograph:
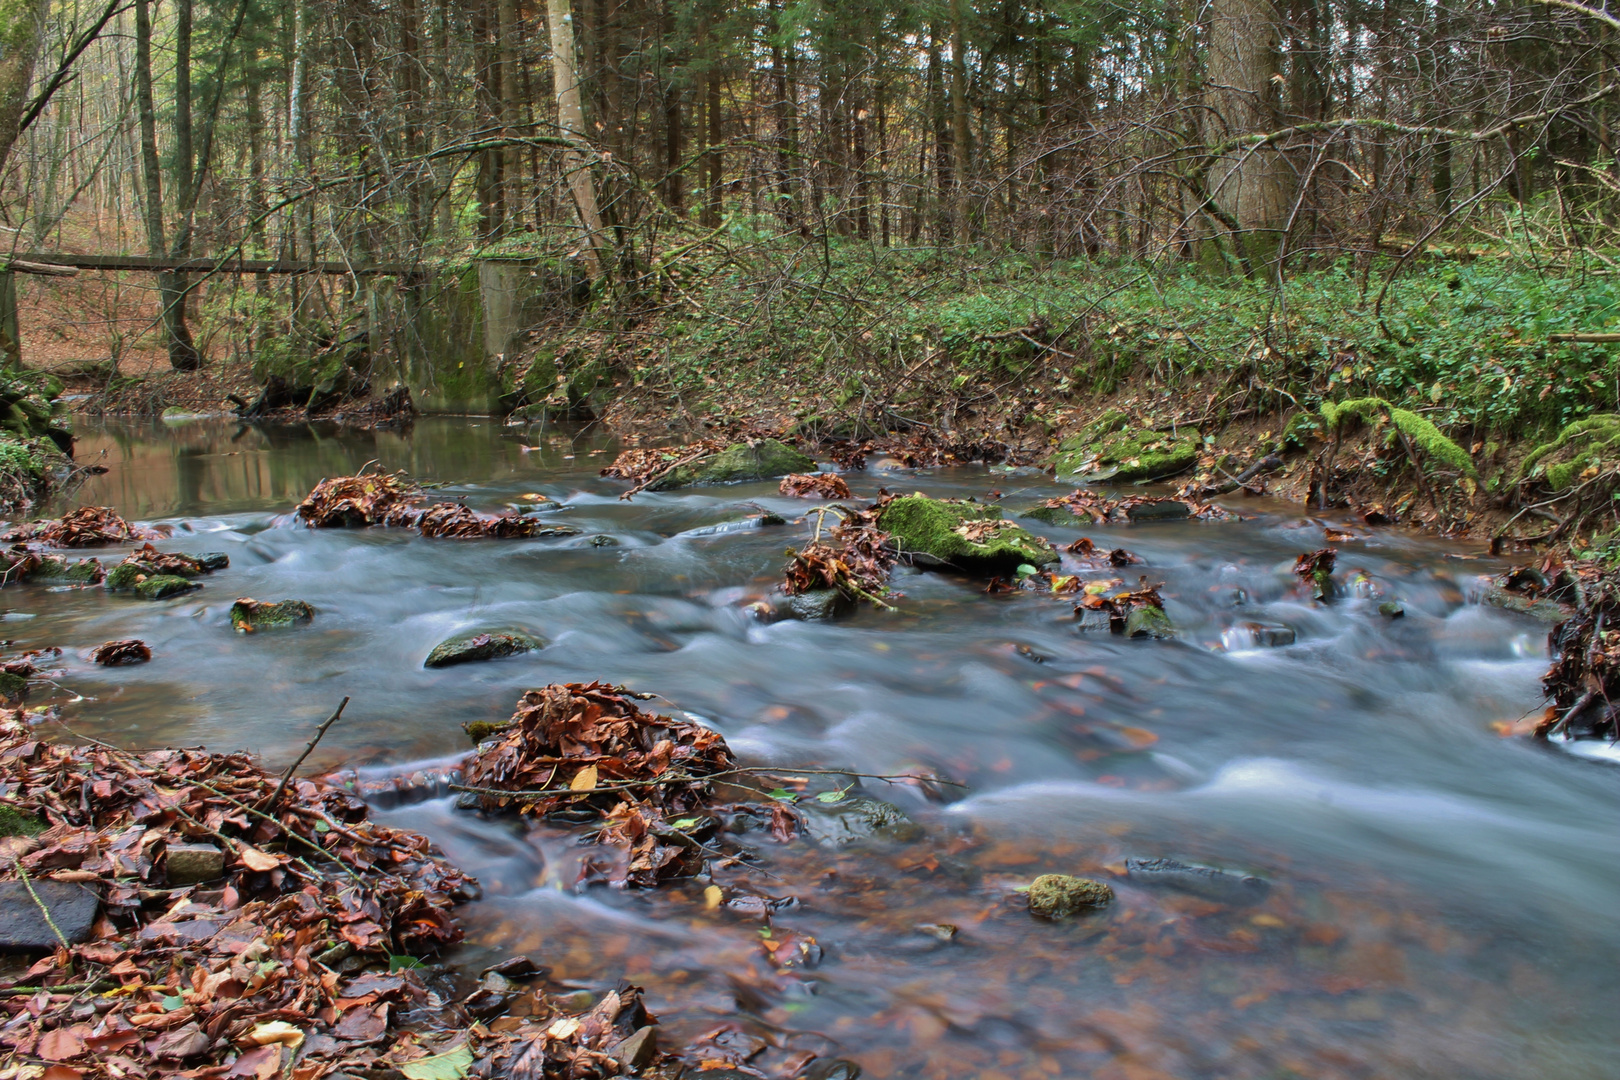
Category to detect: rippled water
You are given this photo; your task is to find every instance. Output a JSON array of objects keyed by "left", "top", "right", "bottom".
[{"left": 17, "top": 416, "right": 1619, "bottom": 1078}]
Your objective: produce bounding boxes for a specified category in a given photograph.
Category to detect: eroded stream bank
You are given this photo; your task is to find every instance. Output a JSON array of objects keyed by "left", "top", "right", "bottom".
[{"left": 3, "top": 416, "right": 1617, "bottom": 1079}]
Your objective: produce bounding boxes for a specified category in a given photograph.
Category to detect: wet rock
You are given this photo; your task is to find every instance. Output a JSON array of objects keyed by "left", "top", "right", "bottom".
[
  {"left": 1227, "top": 622, "right": 1294, "bottom": 648},
  {"left": 589, "top": 534, "right": 619, "bottom": 547},
  {"left": 166, "top": 843, "right": 225, "bottom": 885},
  {"left": 1027, "top": 874, "right": 1113, "bottom": 918},
  {"left": 781, "top": 588, "right": 856, "bottom": 621},
  {"left": 1477, "top": 583, "right": 1570, "bottom": 622},
  {"left": 481, "top": 955, "right": 544, "bottom": 979},
  {"left": 229, "top": 598, "right": 314, "bottom": 631},
  {"left": 651, "top": 439, "right": 815, "bottom": 490},
  {"left": 424, "top": 630, "right": 541, "bottom": 668},
  {"left": 1379, "top": 601, "right": 1406, "bottom": 619},
  {"left": 801, "top": 796, "right": 922, "bottom": 848},
  {"left": 1018, "top": 504, "right": 1088, "bottom": 527},
  {"left": 1123, "top": 605, "right": 1175, "bottom": 639},
  {"left": 91, "top": 639, "right": 151, "bottom": 665},
  {"left": 612, "top": 1026, "right": 658, "bottom": 1073},
  {"left": 914, "top": 922, "right": 958, "bottom": 941},
  {"left": 463, "top": 720, "right": 513, "bottom": 745},
  {"left": 461, "top": 987, "right": 511, "bottom": 1019},
  {"left": 1051, "top": 411, "right": 1200, "bottom": 482},
  {"left": 1075, "top": 607, "right": 1114, "bottom": 633},
  {"left": 0, "top": 879, "right": 99, "bottom": 948},
  {"left": 879, "top": 494, "right": 1060, "bottom": 577},
  {"left": 0, "top": 671, "right": 27, "bottom": 703},
  {"left": 1124, "top": 857, "right": 1270, "bottom": 905},
  {"left": 803, "top": 1060, "right": 863, "bottom": 1080},
  {"left": 1124, "top": 500, "right": 1192, "bottom": 523},
  {"left": 197, "top": 553, "right": 230, "bottom": 571},
  {"left": 135, "top": 575, "right": 200, "bottom": 600},
  {"left": 479, "top": 971, "right": 514, "bottom": 993},
  {"left": 680, "top": 512, "right": 789, "bottom": 538}
]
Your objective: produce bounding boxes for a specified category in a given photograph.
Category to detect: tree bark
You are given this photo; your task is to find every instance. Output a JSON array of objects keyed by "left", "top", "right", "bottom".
[
  {"left": 0, "top": 0, "right": 49, "bottom": 179},
  {"left": 544, "top": 0, "right": 607, "bottom": 279}
]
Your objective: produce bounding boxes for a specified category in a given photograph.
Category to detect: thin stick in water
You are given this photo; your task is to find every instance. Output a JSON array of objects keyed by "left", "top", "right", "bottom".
[{"left": 264, "top": 697, "right": 349, "bottom": 810}]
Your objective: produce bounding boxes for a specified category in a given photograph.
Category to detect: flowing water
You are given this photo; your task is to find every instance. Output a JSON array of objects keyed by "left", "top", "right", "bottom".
[{"left": 14, "top": 416, "right": 1618, "bottom": 1079}]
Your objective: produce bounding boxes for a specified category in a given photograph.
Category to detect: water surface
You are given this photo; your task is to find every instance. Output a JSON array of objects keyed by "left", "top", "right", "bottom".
[{"left": 14, "top": 416, "right": 1614, "bottom": 1079}]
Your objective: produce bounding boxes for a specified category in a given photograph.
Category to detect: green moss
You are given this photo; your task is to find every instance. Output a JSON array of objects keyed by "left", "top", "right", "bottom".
[
  {"left": 30, "top": 555, "right": 103, "bottom": 584},
  {"left": 0, "top": 671, "right": 26, "bottom": 702},
  {"left": 1018, "top": 504, "right": 1087, "bottom": 527},
  {"left": 0, "top": 803, "right": 43, "bottom": 836},
  {"left": 135, "top": 574, "right": 200, "bottom": 600},
  {"left": 1519, "top": 414, "right": 1620, "bottom": 486},
  {"left": 1546, "top": 459, "right": 1581, "bottom": 491},
  {"left": 230, "top": 598, "right": 314, "bottom": 631},
  {"left": 1027, "top": 874, "right": 1113, "bottom": 918},
  {"left": 425, "top": 630, "right": 541, "bottom": 668},
  {"left": 1322, "top": 397, "right": 1477, "bottom": 478},
  {"left": 1052, "top": 416, "right": 1201, "bottom": 482},
  {"left": 878, "top": 495, "right": 1059, "bottom": 577},
  {"left": 104, "top": 562, "right": 146, "bottom": 591},
  {"left": 1123, "top": 605, "right": 1175, "bottom": 639},
  {"left": 652, "top": 439, "right": 814, "bottom": 489}
]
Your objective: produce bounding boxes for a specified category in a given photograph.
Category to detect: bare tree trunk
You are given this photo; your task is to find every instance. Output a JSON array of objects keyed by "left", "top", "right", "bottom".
[
  {"left": 1205, "top": 0, "right": 1294, "bottom": 276},
  {"left": 0, "top": 0, "right": 49, "bottom": 179},
  {"left": 544, "top": 0, "right": 607, "bottom": 279}
]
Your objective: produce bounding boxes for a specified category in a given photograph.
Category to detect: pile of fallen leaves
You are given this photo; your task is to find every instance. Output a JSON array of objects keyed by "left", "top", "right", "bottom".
[
  {"left": 600, "top": 440, "right": 724, "bottom": 487},
  {"left": 0, "top": 710, "right": 480, "bottom": 1078},
  {"left": 3, "top": 507, "right": 152, "bottom": 547},
  {"left": 89, "top": 640, "right": 150, "bottom": 666},
  {"left": 778, "top": 473, "right": 852, "bottom": 499},
  {"left": 1539, "top": 561, "right": 1618, "bottom": 739},
  {"left": 461, "top": 683, "right": 787, "bottom": 889},
  {"left": 1293, "top": 548, "right": 1337, "bottom": 601},
  {"left": 297, "top": 474, "right": 572, "bottom": 539},
  {"left": 782, "top": 500, "right": 896, "bottom": 606},
  {"left": 1042, "top": 489, "right": 1235, "bottom": 524},
  {"left": 1074, "top": 577, "right": 1168, "bottom": 634}
]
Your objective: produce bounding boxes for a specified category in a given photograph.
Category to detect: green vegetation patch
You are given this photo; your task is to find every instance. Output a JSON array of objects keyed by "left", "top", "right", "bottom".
[
  {"left": 651, "top": 439, "right": 814, "bottom": 490},
  {"left": 1051, "top": 409, "right": 1201, "bottom": 482},
  {"left": 878, "top": 495, "right": 1059, "bottom": 577}
]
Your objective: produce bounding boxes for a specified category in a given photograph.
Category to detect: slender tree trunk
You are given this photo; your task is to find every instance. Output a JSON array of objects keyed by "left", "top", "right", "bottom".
[
  {"left": 950, "top": 0, "right": 970, "bottom": 241},
  {"left": 0, "top": 0, "right": 49, "bottom": 179},
  {"left": 545, "top": 0, "right": 607, "bottom": 279}
]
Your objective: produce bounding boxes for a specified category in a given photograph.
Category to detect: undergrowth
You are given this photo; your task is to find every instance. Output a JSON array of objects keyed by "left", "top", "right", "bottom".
[{"left": 533, "top": 240, "right": 1620, "bottom": 441}]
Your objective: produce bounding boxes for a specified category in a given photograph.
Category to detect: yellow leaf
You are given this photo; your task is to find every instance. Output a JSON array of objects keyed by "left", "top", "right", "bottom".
[
  {"left": 238, "top": 846, "right": 280, "bottom": 872},
  {"left": 247, "top": 1021, "right": 305, "bottom": 1049},
  {"left": 704, "top": 885, "right": 723, "bottom": 910},
  {"left": 569, "top": 765, "right": 598, "bottom": 792},
  {"left": 546, "top": 1017, "right": 582, "bottom": 1041}
]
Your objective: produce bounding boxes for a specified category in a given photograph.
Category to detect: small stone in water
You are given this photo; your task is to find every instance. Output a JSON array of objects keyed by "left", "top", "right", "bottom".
[
  {"left": 1027, "top": 873, "right": 1113, "bottom": 918},
  {"left": 479, "top": 971, "right": 514, "bottom": 993},
  {"left": 1379, "top": 601, "right": 1406, "bottom": 618},
  {"left": 915, "top": 922, "right": 958, "bottom": 941},
  {"left": 612, "top": 1026, "right": 658, "bottom": 1072},
  {"left": 481, "top": 954, "right": 544, "bottom": 979},
  {"left": 136, "top": 574, "right": 200, "bottom": 600},
  {"left": 166, "top": 843, "right": 225, "bottom": 885},
  {"left": 230, "top": 598, "right": 314, "bottom": 631},
  {"left": 425, "top": 630, "right": 541, "bottom": 668}
]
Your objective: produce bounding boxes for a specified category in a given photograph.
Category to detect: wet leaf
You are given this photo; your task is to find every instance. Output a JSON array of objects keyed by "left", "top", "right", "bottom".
[
  {"left": 399, "top": 1044, "right": 475, "bottom": 1080},
  {"left": 815, "top": 789, "right": 847, "bottom": 804},
  {"left": 569, "top": 764, "right": 599, "bottom": 791}
]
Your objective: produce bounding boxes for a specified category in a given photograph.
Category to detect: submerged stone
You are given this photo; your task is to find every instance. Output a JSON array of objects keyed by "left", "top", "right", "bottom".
[
  {"left": 0, "top": 671, "right": 25, "bottom": 703},
  {"left": 135, "top": 575, "right": 199, "bottom": 600},
  {"left": 801, "top": 796, "right": 922, "bottom": 848},
  {"left": 230, "top": 598, "right": 314, "bottom": 631},
  {"left": 1477, "top": 583, "right": 1570, "bottom": 622},
  {"left": 1123, "top": 605, "right": 1174, "bottom": 639},
  {"left": 782, "top": 589, "right": 856, "bottom": 621},
  {"left": 878, "top": 495, "right": 1059, "bottom": 577},
  {"left": 1379, "top": 601, "right": 1406, "bottom": 619},
  {"left": 425, "top": 630, "right": 541, "bottom": 668},
  {"left": 1051, "top": 411, "right": 1201, "bottom": 482},
  {"left": 1125, "top": 857, "right": 1270, "bottom": 905},
  {"left": 1018, "top": 504, "right": 1088, "bottom": 527},
  {"left": 651, "top": 439, "right": 815, "bottom": 490},
  {"left": 1027, "top": 873, "right": 1113, "bottom": 918}
]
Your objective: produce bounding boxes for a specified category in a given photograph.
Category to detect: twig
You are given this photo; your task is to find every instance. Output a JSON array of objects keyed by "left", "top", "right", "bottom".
[
  {"left": 619, "top": 446, "right": 716, "bottom": 501},
  {"left": 17, "top": 864, "right": 71, "bottom": 951},
  {"left": 0, "top": 978, "right": 114, "bottom": 996},
  {"left": 451, "top": 764, "right": 962, "bottom": 801},
  {"left": 263, "top": 697, "right": 349, "bottom": 812}
]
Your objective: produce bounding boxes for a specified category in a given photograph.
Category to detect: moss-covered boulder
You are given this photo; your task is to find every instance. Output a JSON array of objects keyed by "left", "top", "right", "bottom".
[
  {"left": 1123, "top": 605, "right": 1175, "bottom": 639},
  {"left": 1018, "top": 504, "right": 1088, "bottom": 527},
  {"left": 230, "top": 598, "right": 314, "bottom": 631},
  {"left": 1027, "top": 874, "right": 1113, "bottom": 918},
  {"left": 0, "top": 671, "right": 26, "bottom": 703},
  {"left": 135, "top": 575, "right": 200, "bottom": 600},
  {"left": 425, "top": 630, "right": 541, "bottom": 668},
  {"left": 878, "top": 495, "right": 1059, "bottom": 576},
  {"left": 650, "top": 439, "right": 814, "bottom": 490},
  {"left": 1051, "top": 410, "right": 1200, "bottom": 482}
]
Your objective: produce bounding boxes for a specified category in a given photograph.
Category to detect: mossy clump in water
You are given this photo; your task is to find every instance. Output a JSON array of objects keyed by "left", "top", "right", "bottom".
[
  {"left": 0, "top": 802, "right": 43, "bottom": 836},
  {"left": 1051, "top": 410, "right": 1200, "bottom": 482},
  {"left": 878, "top": 495, "right": 1059, "bottom": 577},
  {"left": 1027, "top": 873, "right": 1113, "bottom": 918},
  {"left": 425, "top": 630, "right": 541, "bottom": 668},
  {"left": 0, "top": 671, "right": 26, "bottom": 702},
  {"left": 30, "top": 555, "right": 104, "bottom": 584},
  {"left": 463, "top": 720, "right": 513, "bottom": 745},
  {"left": 651, "top": 439, "right": 815, "bottom": 490},
  {"left": 135, "top": 575, "right": 200, "bottom": 600},
  {"left": 230, "top": 598, "right": 315, "bottom": 631}
]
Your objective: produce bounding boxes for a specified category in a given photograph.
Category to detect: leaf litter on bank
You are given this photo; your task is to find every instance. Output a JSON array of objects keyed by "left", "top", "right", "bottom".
[
  {"left": 2, "top": 507, "right": 155, "bottom": 548},
  {"left": 778, "top": 473, "right": 852, "bottom": 500}
]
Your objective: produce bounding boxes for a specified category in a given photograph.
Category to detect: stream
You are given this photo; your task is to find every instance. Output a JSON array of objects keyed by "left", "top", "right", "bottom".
[{"left": 11, "top": 416, "right": 1617, "bottom": 1079}]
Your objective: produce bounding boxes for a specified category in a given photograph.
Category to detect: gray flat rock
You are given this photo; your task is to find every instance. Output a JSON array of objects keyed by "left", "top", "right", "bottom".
[{"left": 0, "top": 879, "right": 100, "bottom": 949}]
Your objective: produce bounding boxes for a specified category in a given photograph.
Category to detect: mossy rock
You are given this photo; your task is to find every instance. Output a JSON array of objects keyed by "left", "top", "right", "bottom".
[
  {"left": 103, "top": 562, "right": 146, "bottom": 591},
  {"left": 0, "top": 804, "right": 43, "bottom": 837},
  {"left": 1051, "top": 414, "right": 1200, "bottom": 482},
  {"left": 230, "top": 599, "right": 314, "bottom": 631},
  {"left": 878, "top": 495, "right": 1059, "bottom": 577},
  {"left": 650, "top": 439, "right": 815, "bottom": 490},
  {"left": 135, "top": 575, "right": 200, "bottom": 600},
  {"left": 30, "top": 555, "right": 103, "bottom": 584},
  {"left": 1123, "top": 605, "right": 1174, "bottom": 639},
  {"left": 1027, "top": 873, "right": 1114, "bottom": 918},
  {"left": 425, "top": 630, "right": 541, "bottom": 668},
  {"left": 0, "top": 671, "right": 26, "bottom": 703}
]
